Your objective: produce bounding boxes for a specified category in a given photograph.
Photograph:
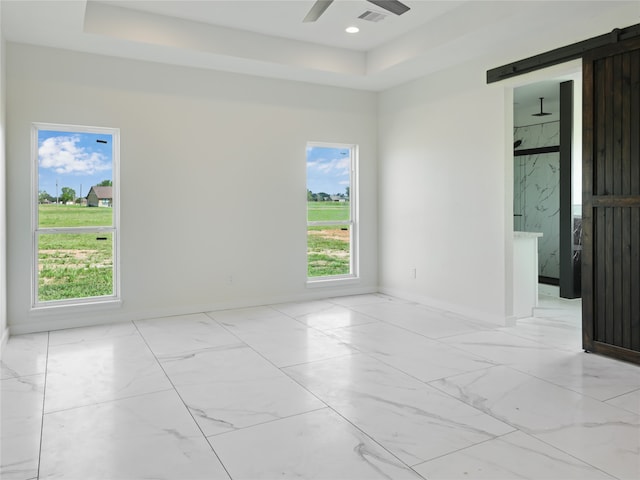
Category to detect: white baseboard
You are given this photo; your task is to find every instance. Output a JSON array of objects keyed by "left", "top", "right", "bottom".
[
  {"left": 8, "top": 285, "right": 378, "bottom": 336},
  {"left": 378, "top": 287, "right": 510, "bottom": 327},
  {"left": 8, "top": 285, "right": 510, "bottom": 335},
  {"left": 0, "top": 326, "right": 9, "bottom": 358}
]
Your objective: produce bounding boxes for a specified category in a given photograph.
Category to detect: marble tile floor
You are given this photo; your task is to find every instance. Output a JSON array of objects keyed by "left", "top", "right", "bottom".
[{"left": 1, "top": 293, "right": 639, "bottom": 480}]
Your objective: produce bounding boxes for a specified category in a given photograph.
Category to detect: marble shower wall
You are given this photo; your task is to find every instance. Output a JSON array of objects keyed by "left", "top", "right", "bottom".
[{"left": 514, "top": 121, "right": 560, "bottom": 280}]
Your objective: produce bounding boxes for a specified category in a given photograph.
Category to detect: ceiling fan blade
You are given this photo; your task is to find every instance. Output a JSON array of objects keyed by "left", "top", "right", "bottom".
[
  {"left": 366, "top": 0, "right": 410, "bottom": 16},
  {"left": 303, "top": 0, "right": 334, "bottom": 23}
]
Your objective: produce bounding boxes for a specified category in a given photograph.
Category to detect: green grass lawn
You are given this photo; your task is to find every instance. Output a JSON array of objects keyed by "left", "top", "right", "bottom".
[
  {"left": 38, "top": 205, "right": 114, "bottom": 301},
  {"left": 307, "top": 201, "right": 349, "bottom": 222},
  {"left": 39, "top": 204, "right": 113, "bottom": 227},
  {"left": 307, "top": 226, "right": 350, "bottom": 277},
  {"left": 307, "top": 200, "right": 351, "bottom": 277}
]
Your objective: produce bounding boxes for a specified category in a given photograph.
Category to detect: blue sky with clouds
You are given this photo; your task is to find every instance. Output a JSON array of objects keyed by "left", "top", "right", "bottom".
[
  {"left": 38, "top": 130, "right": 113, "bottom": 200},
  {"left": 306, "top": 146, "right": 351, "bottom": 196}
]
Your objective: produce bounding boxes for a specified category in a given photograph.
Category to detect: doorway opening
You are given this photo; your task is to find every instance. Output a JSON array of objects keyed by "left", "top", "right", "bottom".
[{"left": 513, "top": 71, "right": 582, "bottom": 301}]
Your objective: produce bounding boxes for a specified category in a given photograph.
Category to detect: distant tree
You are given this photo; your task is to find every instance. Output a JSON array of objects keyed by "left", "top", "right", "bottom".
[
  {"left": 60, "top": 187, "right": 76, "bottom": 204},
  {"left": 317, "top": 192, "right": 330, "bottom": 201},
  {"left": 345, "top": 186, "right": 350, "bottom": 199},
  {"left": 38, "top": 190, "right": 53, "bottom": 204},
  {"left": 97, "top": 180, "right": 113, "bottom": 186},
  {"left": 307, "top": 189, "right": 314, "bottom": 201}
]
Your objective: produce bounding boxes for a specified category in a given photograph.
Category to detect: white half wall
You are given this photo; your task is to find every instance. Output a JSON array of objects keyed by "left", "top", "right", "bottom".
[
  {"left": 6, "top": 43, "right": 378, "bottom": 334},
  {"left": 378, "top": 58, "right": 511, "bottom": 325}
]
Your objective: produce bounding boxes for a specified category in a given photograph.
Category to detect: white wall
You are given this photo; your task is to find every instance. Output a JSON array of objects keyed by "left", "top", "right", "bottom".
[
  {"left": 377, "top": 47, "right": 592, "bottom": 324},
  {"left": 377, "top": 44, "right": 600, "bottom": 324},
  {"left": 378, "top": 58, "right": 511, "bottom": 324},
  {"left": 376, "top": 0, "right": 637, "bottom": 324},
  {"left": 6, "top": 3, "right": 637, "bottom": 335},
  {"left": 6, "top": 44, "right": 378, "bottom": 334},
  {"left": 0, "top": 2, "right": 7, "bottom": 348}
]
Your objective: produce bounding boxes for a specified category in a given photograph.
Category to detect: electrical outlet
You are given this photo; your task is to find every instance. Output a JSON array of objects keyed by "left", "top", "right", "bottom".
[{"left": 410, "top": 267, "right": 416, "bottom": 279}]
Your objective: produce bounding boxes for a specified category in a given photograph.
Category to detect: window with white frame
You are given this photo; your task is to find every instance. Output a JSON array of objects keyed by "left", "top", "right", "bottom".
[
  {"left": 306, "top": 143, "right": 358, "bottom": 280},
  {"left": 32, "top": 123, "right": 120, "bottom": 307}
]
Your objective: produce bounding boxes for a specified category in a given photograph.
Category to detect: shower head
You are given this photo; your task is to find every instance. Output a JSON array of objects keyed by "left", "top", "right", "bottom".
[{"left": 532, "top": 97, "right": 552, "bottom": 117}]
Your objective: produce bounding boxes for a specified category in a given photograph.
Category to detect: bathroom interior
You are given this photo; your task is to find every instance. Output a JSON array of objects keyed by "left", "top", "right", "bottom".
[{"left": 513, "top": 73, "right": 583, "bottom": 302}]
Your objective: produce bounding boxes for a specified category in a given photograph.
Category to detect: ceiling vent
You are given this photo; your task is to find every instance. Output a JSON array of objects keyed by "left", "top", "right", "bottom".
[{"left": 358, "top": 10, "right": 387, "bottom": 22}]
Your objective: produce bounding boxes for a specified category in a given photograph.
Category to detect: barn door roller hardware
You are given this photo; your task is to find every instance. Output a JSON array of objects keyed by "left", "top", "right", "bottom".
[{"left": 487, "top": 23, "right": 640, "bottom": 84}]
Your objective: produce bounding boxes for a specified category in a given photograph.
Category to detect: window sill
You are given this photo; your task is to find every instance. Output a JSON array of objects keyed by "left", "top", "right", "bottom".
[
  {"left": 30, "top": 297, "right": 122, "bottom": 315},
  {"left": 306, "top": 276, "right": 360, "bottom": 288}
]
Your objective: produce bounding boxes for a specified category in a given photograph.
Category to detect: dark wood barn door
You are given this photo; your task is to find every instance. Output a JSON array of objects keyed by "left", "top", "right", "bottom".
[{"left": 583, "top": 37, "right": 640, "bottom": 364}]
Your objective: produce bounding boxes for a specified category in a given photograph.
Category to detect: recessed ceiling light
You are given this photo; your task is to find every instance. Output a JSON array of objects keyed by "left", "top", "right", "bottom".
[{"left": 345, "top": 26, "right": 360, "bottom": 34}]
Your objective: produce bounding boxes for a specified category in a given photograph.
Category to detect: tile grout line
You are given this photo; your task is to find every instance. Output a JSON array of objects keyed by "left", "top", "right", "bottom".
[
  {"left": 409, "top": 431, "right": 514, "bottom": 469},
  {"left": 410, "top": 429, "right": 619, "bottom": 480},
  {"left": 280, "top": 360, "right": 428, "bottom": 479},
  {"left": 301, "top": 379, "right": 431, "bottom": 475},
  {"left": 282, "top": 304, "right": 508, "bottom": 385},
  {"left": 40, "top": 387, "right": 176, "bottom": 416},
  {"left": 35, "top": 331, "right": 50, "bottom": 480},
  {"left": 151, "top": 312, "right": 339, "bottom": 441},
  {"left": 22, "top": 294, "right": 627, "bottom": 479},
  {"left": 274, "top": 304, "right": 430, "bottom": 479},
  {"left": 518, "top": 432, "right": 624, "bottom": 479},
  {"left": 604, "top": 386, "right": 640, "bottom": 402},
  {"left": 203, "top": 405, "right": 330, "bottom": 439},
  {"left": 211, "top": 302, "right": 426, "bottom": 478},
  {"left": 131, "top": 320, "right": 234, "bottom": 480},
  {"left": 424, "top": 365, "right": 628, "bottom": 479},
  {"left": 265, "top": 299, "right": 539, "bottom": 478}
]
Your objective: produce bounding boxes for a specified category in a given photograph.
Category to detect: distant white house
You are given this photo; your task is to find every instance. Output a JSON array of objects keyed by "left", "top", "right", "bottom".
[{"left": 87, "top": 186, "right": 113, "bottom": 207}]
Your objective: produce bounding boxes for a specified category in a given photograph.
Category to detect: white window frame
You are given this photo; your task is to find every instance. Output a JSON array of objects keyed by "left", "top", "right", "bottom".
[
  {"left": 306, "top": 142, "right": 359, "bottom": 284},
  {"left": 31, "top": 123, "right": 121, "bottom": 309}
]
